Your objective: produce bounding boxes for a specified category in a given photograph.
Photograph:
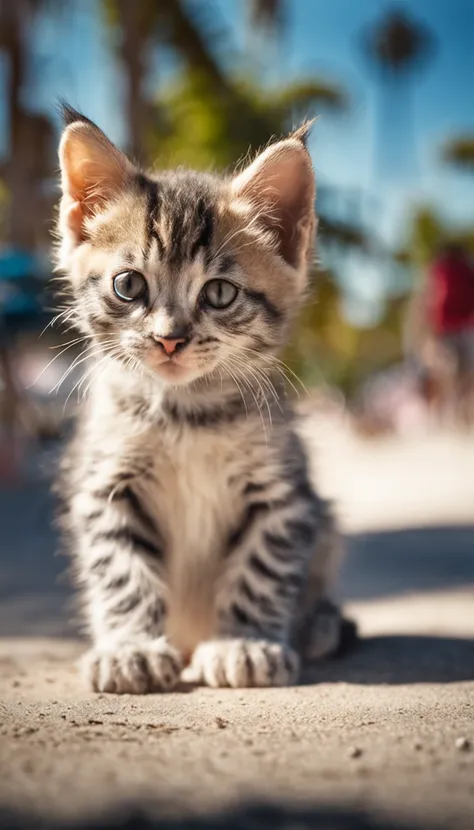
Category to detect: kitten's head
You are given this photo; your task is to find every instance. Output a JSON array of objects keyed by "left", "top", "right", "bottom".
[{"left": 57, "top": 105, "right": 316, "bottom": 388}]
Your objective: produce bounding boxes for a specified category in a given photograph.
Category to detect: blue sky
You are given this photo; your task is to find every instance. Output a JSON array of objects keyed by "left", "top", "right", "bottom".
[
  {"left": 4, "top": 0, "right": 474, "bottom": 308},
  {"left": 213, "top": 0, "right": 474, "bottom": 246}
]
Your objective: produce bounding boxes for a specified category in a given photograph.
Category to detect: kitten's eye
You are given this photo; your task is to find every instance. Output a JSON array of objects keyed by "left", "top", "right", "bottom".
[
  {"left": 202, "top": 279, "right": 238, "bottom": 309},
  {"left": 113, "top": 271, "right": 147, "bottom": 302}
]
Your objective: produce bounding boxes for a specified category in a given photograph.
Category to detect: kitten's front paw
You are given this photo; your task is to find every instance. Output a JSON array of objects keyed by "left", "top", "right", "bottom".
[
  {"left": 187, "top": 639, "right": 299, "bottom": 688},
  {"left": 83, "top": 638, "right": 183, "bottom": 694}
]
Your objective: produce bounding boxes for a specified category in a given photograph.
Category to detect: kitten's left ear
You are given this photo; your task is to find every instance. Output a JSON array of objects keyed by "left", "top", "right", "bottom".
[{"left": 231, "top": 123, "right": 316, "bottom": 269}]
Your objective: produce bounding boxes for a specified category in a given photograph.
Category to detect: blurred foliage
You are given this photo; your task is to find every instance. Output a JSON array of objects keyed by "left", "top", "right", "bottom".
[
  {"left": 396, "top": 204, "right": 474, "bottom": 273},
  {"left": 319, "top": 217, "right": 370, "bottom": 252},
  {"left": 442, "top": 135, "right": 474, "bottom": 172},
  {"left": 285, "top": 271, "right": 406, "bottom": 394},
  {"left": 148, "top": 71, "right": 345, "bottom": 171},
  {"left": 103, "top": 0, "right": 243, "bottom": 161},
  {"left": 403, "top": 206, "right": 445, "bottom": 269},
  {"left": 103, "top": 0, "right": 346, "bottom": 170}
]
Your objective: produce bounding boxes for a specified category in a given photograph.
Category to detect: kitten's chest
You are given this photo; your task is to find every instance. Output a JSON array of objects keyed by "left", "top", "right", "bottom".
[
  {"left": 151, "top": 426, "right": 245, "bottom": 653},
  {"left": 152, "top": 427, "right": 240, "bottom": 557}
]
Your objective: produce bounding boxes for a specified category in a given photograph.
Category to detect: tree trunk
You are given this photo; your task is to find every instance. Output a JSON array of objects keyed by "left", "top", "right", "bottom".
[
  {"left": 116, "top": 0, "right": 148, "bottom": 164},
  {"left": 0, "top": 0, "right": 33, "bottom": 249}
]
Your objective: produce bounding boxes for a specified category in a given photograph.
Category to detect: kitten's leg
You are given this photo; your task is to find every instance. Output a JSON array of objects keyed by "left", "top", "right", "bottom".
[
  {"left": 295, "top": 505, "right": 357, "bottom": 662},
  {"left": 68, "top": 481, "right": 181, "bottom": 694},
  {"left": 188, "top": 479, "right": 324, "bottom": 688}
]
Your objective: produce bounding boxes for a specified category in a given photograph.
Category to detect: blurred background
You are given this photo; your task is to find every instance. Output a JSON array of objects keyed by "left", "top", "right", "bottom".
[
  {"left": 0, "top": 0, "right": 474, "bottom": 636},
  {"left": 1, "top": 0, "right": 474, "bottom": 477},
  {"left": 0, "top": 6, "right": 474, "bottom": 825}
]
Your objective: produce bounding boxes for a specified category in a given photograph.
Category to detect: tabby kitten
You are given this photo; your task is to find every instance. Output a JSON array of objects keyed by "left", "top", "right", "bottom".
[{"left": 56, "top": 105, "right": 350, "bottom": 693}]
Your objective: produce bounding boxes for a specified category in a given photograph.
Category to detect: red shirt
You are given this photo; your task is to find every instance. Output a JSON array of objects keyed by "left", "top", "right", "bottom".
[{"left": 428, "top": 255, "right": 474, "bottom": 335}]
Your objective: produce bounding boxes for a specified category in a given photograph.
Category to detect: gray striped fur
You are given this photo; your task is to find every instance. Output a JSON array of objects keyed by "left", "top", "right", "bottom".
[{"left": 55, "top": 107, "right": 350, "bottom": 692}]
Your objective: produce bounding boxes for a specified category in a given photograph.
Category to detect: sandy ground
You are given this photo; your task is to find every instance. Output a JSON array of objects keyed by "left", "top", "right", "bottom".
[{"left": 1, "top": 424, "right": 474, "bottom": 829}]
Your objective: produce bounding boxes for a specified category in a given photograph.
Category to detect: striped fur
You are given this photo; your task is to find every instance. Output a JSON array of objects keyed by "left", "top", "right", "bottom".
[{"left": 56, "top": 107, "right": 349, "bottom": 692}]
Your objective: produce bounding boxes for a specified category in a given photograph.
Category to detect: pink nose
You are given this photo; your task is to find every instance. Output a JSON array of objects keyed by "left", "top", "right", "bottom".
[{"left": 153, "top": 336, "right": 187, "bottom": 356}]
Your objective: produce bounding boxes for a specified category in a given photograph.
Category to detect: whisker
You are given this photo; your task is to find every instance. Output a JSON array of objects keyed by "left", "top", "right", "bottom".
[
  {"left": 222, "top": 356, "right": 269, "bottom": 441},
  {"left": 262, "top": 362, "right": 301, "bottom": 399},
  {"left": 49, "top": 335, "right": 90, "bottom": 350},
  {"left": 63, "top": 346, "right": 120, "bottom": 412},
  {"left": 27, "top": 339, "right": 94, "bottom": 389},
  {"left": 227, "top": 355, "right": 276, "bottom": 414},
  {"left": 38, "top": 307, "right": 75, "bottom": 338},
  {"left": 248, "top": 363, "right": 284, "bottom": 412},
  {"left": 221, "top": 340, "right": 310, "bottom": 398},
  {"left": 241, "top": 364, "right": 273, "bottom": 432},
  {"left": 218, "top": 357, "right": 248, "bottom": 419},
  {"left": 49, "top": 339, "right": 118, "bottom": 394}
]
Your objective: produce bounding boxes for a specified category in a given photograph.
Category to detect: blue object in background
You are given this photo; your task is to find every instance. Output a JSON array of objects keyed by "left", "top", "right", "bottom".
[
  {"left": 0, "top": 248, "right": 44, "bottom": 328},
  {"left": 0, "top": 250, "right": 38, "bottom": 282}
]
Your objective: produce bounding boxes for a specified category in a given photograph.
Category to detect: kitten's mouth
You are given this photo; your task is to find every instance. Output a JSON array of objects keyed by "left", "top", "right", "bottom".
[
  {"left": 156, "top": 360, "right": 188, "bottom": 378},
  {"left": 145, "top": 353, "right": 198, "bottom": 385}
]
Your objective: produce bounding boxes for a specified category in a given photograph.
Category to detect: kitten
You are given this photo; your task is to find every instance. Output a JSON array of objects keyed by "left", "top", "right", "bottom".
[{"left": 56, "top": 105, "right": 353, "bottom": 693}]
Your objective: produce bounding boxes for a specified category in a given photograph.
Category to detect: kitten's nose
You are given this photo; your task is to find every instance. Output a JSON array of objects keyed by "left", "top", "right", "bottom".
[{"left": 153, "top": 335, "right": 188, "bottom": 356}]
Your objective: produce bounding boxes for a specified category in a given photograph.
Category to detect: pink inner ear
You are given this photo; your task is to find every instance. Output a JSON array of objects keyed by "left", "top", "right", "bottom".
[
  {"left": 63, "top": 153, "right": 123, "bottom": 212},
  {"left": 67, "top": 159, "right": 95, "bottom": 203},
  {"left": 60, "top": 123, "right": 132, "bottom": 220},
  {"left": 232, "top": 141, "right": 315, "bottom": 268},
  {"left": 266, "top": 154, "right": 313, "bottom": 212},
  {"left": 63, "top": 200, "right": 85, "bottom": 241},
  {"left": 66, "top": 199, "right": 82, "bottom": 221}
]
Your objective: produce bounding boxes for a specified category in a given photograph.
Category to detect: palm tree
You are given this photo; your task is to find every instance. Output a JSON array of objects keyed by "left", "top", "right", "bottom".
[
  {"left": 245, "top": 0, "right": 286, "bottom": 80},
  {"left": 103, "top": 0, "right": 239, "bottom": 164},
  {"left": 104, "top": 0, "right": 345, "bottom": 163}
]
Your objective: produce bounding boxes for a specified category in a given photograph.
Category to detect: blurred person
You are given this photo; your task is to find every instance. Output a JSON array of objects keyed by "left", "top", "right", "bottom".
[
  {"left": 403, "top": 289, "right": 443, "bottom": 427},
  {"left": 405, "top": 244, "right": 474, "bottom": 426},
  {"left": 426, "top": 243, "right": 474, "bottom": 423}
]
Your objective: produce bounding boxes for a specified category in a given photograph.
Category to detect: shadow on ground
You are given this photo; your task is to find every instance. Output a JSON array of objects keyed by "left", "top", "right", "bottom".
[
  {"left": 0, "top": 804, "right": 435, "bottom": 830},
  {"left": 304, "top": 634, "right": 474, "bottom": 685},
  {"left": 341, "top": 525, "right": 474, "bottom": 601}
]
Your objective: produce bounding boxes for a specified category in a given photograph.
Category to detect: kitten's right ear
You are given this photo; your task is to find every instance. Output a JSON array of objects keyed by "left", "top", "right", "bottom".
[
  {"left": 231, "top": 124, "right": 316, "bottom": 271},
  {"left": 58, "top": 104, "right": 134, "bottom": 243}
]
